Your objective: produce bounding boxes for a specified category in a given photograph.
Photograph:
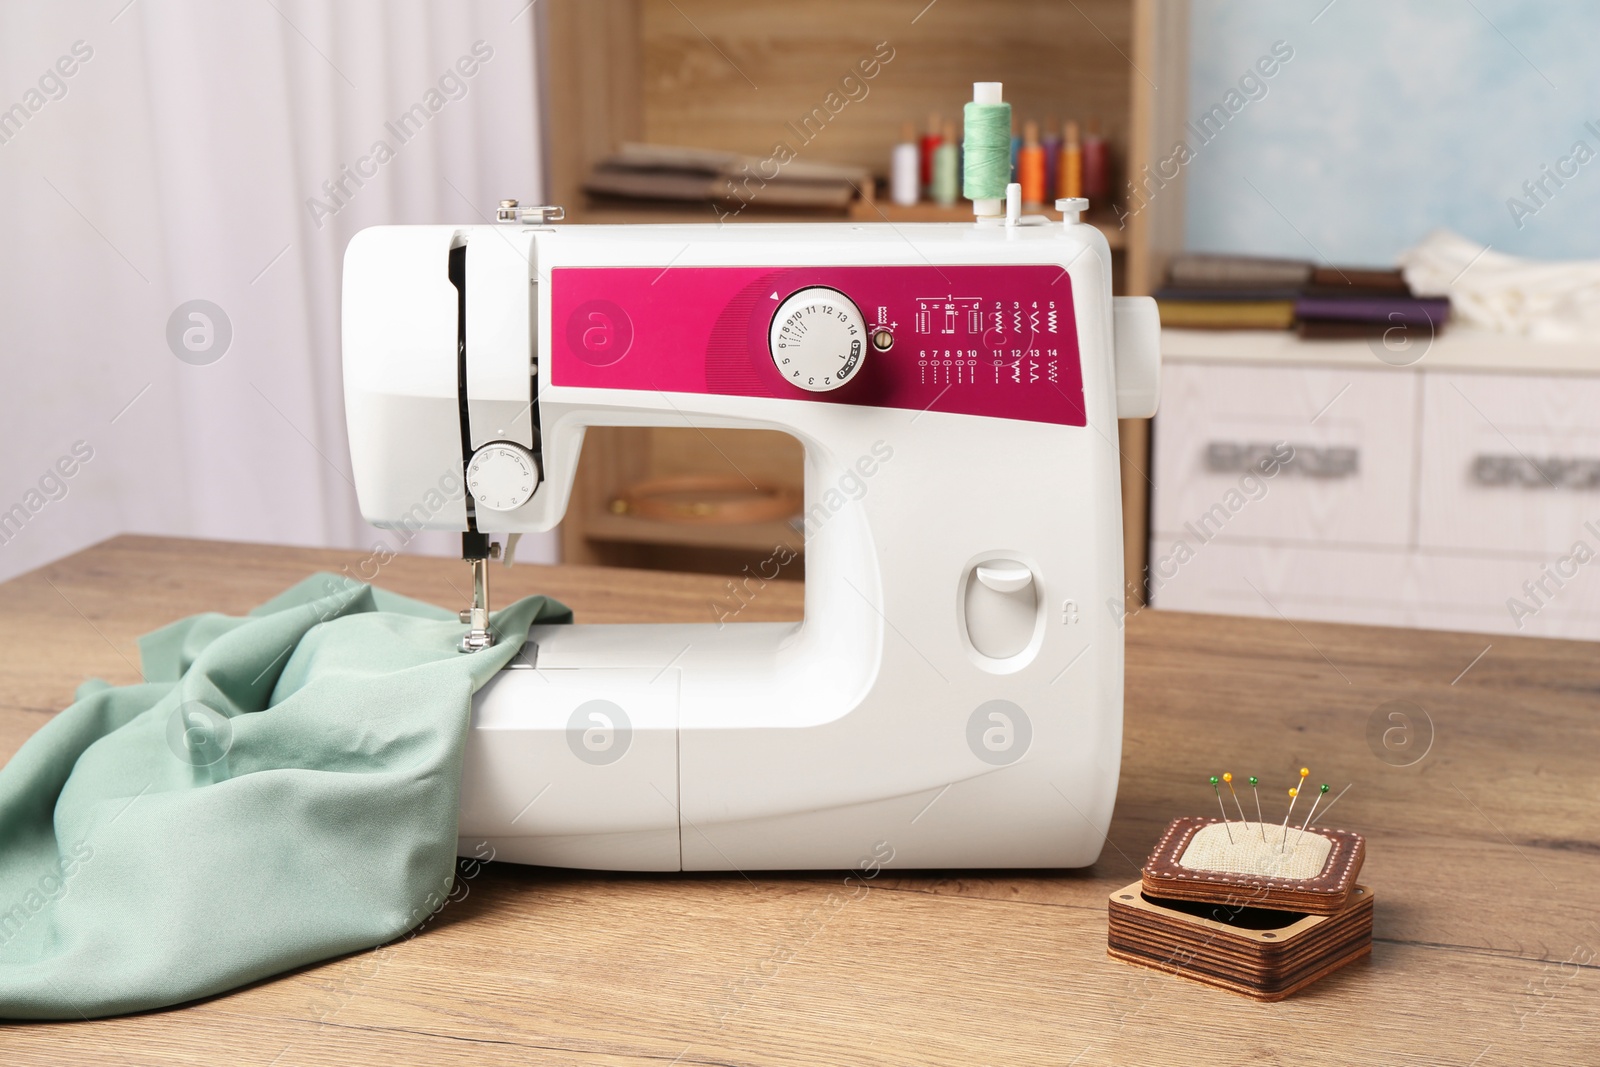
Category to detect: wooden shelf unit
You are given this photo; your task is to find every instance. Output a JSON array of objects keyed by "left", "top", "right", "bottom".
[
  {"left": 559, "top": 423, "right": 806, "bottom": 573},
  {"left": 542, "top": 0, "right": 1189, "bottom": 590}
]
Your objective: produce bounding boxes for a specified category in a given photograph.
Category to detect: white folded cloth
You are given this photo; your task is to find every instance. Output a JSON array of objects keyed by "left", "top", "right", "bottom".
[{"left": 1398, "top": 229, "right": 1600, "bottom": 341}]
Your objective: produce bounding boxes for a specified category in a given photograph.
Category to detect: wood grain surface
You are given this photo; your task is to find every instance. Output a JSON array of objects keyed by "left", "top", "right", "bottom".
[
  {"left": 2, "top": 535, "right": 1597, "bottom": 1065},
  {"left": 637, "top": 0, "right": 1133, "bottom": 175}
]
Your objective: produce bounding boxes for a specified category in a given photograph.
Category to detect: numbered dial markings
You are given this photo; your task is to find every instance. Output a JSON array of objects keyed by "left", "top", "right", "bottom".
[
  {"left": 465, "top": 442, "right": 540, "bottom": 513},
  {"left": 769, "top": 287, "right": 867, "bottom": 392}
]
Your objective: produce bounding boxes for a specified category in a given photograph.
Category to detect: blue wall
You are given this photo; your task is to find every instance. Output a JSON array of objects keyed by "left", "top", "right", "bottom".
[{"left": 1182, "top": 0, "right": 1600, "bottom": 265}]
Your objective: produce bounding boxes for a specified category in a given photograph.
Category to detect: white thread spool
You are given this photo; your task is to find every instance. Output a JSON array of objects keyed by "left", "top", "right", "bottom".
[{"left": 891, "top": 139, "right": 919, "bottom": 206}]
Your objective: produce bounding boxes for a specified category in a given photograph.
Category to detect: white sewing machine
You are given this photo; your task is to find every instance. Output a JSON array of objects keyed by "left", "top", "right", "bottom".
[{"left": 342, "top": 183, "right": 1159, "bottom": 872}]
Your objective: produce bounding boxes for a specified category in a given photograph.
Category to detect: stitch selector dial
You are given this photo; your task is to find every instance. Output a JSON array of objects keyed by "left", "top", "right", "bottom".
[
  {"left": 465, "top": 442, "right": 539, "bottom": 512},
  {"left": 769, "top": 287, "right": 866, "bottom": 392}
]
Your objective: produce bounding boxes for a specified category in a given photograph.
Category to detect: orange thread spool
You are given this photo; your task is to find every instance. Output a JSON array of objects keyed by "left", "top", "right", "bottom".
[
  {"left": 1059, "top": 119, "right": 1083, "bottom": 200},
  {"left": 1018, "top": 119, "right": 1046, "bottom": 206}
]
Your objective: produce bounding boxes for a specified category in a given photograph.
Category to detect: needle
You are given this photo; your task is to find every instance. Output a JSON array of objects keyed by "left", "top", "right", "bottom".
[
  {"left": 1249, "top": 775, "right": 1265, "bottom": 841},
  {"left": 1308, "top": 782, "right": 1353, "bottom": 825},
  {"left": 1223, "top": 772, "right": 1249, "bottom": 827},
  {"left": 1280, "top": 767, "right": 1309, "bottom": 850},
  {"left": 1296, "top": 783, "right": 1331, "bottom": 845},
  {"left": 1210, "top": 775, "right": 1235, "bottom": 843}
]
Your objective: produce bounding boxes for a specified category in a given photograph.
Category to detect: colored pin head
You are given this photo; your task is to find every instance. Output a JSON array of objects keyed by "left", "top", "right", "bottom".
[
  {"left": 1320, "top": 783, "right": 1331, "bottom": 794},
  {"left": 1289, "top": 787, "right": 1298, "bottom": 797},
  {"left": 1248, "top": 776, "right": 1258, "bottom": 786},
  {"left": 1210, "top": 776, "right": 1220, "bottom": 786},
  {"left": 1223, "top": 772, "right": 1233, "bottom": 784}
]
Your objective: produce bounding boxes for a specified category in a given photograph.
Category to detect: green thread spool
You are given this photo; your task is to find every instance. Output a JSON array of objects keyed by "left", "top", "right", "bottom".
[
  {"left": 932, "top": 121, "right": 960, "bottom": 206},
  {"left": 963, "top": 82, "right": 1012, "bottom": 213}
]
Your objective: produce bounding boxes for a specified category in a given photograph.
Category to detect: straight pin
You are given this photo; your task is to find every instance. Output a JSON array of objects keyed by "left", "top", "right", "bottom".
[
  {"left": 1223, "top": 772, "right": 1249, "bottom": 826},
  {"left": 1296, "top": 783, "right": 1331, "bottom": 845},
  {"left": 1249, "top": 775, "right": 1266, "bottom": 841},
  {"left": 1308, "top": 782, "right": 1353, "bottom": 825},
  {"left": 1280, "top": 767, "right": 1310, "bottom": 850},
  {"left": 1209, "top": 775, "right": 1235, "bottom": 843}
]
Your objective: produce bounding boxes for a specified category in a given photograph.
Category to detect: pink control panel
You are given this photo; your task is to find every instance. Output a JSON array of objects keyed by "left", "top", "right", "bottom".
[{"left": 550, "top": 265, "right": 1085, "bottom": 426}]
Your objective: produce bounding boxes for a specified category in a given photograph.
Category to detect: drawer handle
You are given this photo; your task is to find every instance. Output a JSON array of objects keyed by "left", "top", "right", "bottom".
[
  {"left": 1205, "top": 441, "right": 1357, "bottom": 478},
  {"left": 1472, "top": 454, "right": 1600, "bottom": 490}
]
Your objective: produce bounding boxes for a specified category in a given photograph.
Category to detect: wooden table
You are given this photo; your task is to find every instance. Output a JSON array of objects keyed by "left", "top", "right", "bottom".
[{"left": 3, "top": 535, "right": 1596, "bottom": 1065}]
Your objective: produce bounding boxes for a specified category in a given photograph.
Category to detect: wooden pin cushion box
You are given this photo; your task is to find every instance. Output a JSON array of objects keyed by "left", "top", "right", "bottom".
[{"left": 1108, "top": 817, "right": 1373, "bottom": 1001}]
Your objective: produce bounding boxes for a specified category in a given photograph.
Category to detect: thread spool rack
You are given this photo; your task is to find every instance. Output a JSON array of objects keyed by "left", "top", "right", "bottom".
[{"left": 543, "top": 0, "right": 1187, "bottom": 585}]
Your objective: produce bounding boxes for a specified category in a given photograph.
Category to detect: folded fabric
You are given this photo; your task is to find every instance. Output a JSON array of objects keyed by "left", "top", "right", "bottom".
[
  {"left": 1293, "top": 295, "right": 1450, "bottom": 327},
  {"left": 1398, "top": 228, "right": 1600, "bottom": 341},
  {"left": 0, "top": 573, "right": 570, "bottom": 1019}
]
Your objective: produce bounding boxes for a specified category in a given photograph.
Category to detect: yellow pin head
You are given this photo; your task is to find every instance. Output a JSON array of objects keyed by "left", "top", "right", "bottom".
[
  {"left": 1299, "top": 768, "right": 1310, "bottom": 778},
  {"left": 1289, "top": 787, "right": 1298, "bottom": 797},
  {"left": 1223, "top": 772, "right": 1233, "bottom": 784}
]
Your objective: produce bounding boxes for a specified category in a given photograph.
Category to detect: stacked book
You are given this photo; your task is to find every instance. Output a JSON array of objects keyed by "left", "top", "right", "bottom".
[
  {"left": 1293, "top": 266, "right": 1451, "bottom": 340},
  {"left": 1154, "top": 254, "right": 1451, "bottom": 336},
  {"left": 1154, "top": 254, "right": 1310, "bottom": 330},
  {"left": 584, "top": 143, "right": 871, "bottom": 212}
]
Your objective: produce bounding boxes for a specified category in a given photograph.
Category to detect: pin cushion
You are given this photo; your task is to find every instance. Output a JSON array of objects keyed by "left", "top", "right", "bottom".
[{"left": 1107, "top": 770, "right": 1372, "bottom": 1000}]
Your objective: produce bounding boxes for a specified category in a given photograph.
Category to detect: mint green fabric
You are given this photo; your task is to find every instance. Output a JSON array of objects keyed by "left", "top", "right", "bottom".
[{"left": 0, "top": 573, "right": 569, "bottom": 1019}]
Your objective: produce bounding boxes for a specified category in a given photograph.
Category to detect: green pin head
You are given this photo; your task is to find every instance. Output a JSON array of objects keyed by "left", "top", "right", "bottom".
[
  {"left": 1320, "top": 783, "right": 1331, "bottom": 794},
  {"left": 1209, "top": 776, "right": 1220, "bottom": 786},
  {"left": 1248, "top": 776, "right": 1259, "bottom": 786}
]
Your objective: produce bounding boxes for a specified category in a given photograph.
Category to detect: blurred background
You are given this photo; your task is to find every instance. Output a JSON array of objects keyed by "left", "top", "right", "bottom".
[{"left": 4, "top": 0, "right": 1599, "bottom": 639}]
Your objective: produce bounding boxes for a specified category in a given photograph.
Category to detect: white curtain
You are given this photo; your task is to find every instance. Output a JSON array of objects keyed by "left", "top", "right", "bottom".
[{"left": 0, "top": 0, "right": 556, "bottom": 584}]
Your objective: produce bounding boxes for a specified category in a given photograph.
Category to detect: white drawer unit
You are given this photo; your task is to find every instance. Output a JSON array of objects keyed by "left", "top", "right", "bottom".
[
  {"left": 1408, "top": 550, "right": 1600, "bottom": 638},
  {"left": 1152, "top": 329, "right": 1600, "bottom": 640},
  {"left": 1418, "top": 372, "right": 1600, "bottom": 556},
  {"left": 1154, "top": 540, "right": 1600, "bottom": 640},
  {"left": 1152, "top": 362, "right": 1418, "bottom": 548},
  {"left": 1151, "top": 540, "right": 1415, "bottom": 629}
]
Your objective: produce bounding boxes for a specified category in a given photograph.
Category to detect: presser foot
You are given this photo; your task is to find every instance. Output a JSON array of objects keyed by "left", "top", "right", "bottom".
[
  {"left": 458, "top": 613, "right": 495, "bottom": 653},
  {"left": 457, "top": 543, "right": 498, "bottom": 653}
]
